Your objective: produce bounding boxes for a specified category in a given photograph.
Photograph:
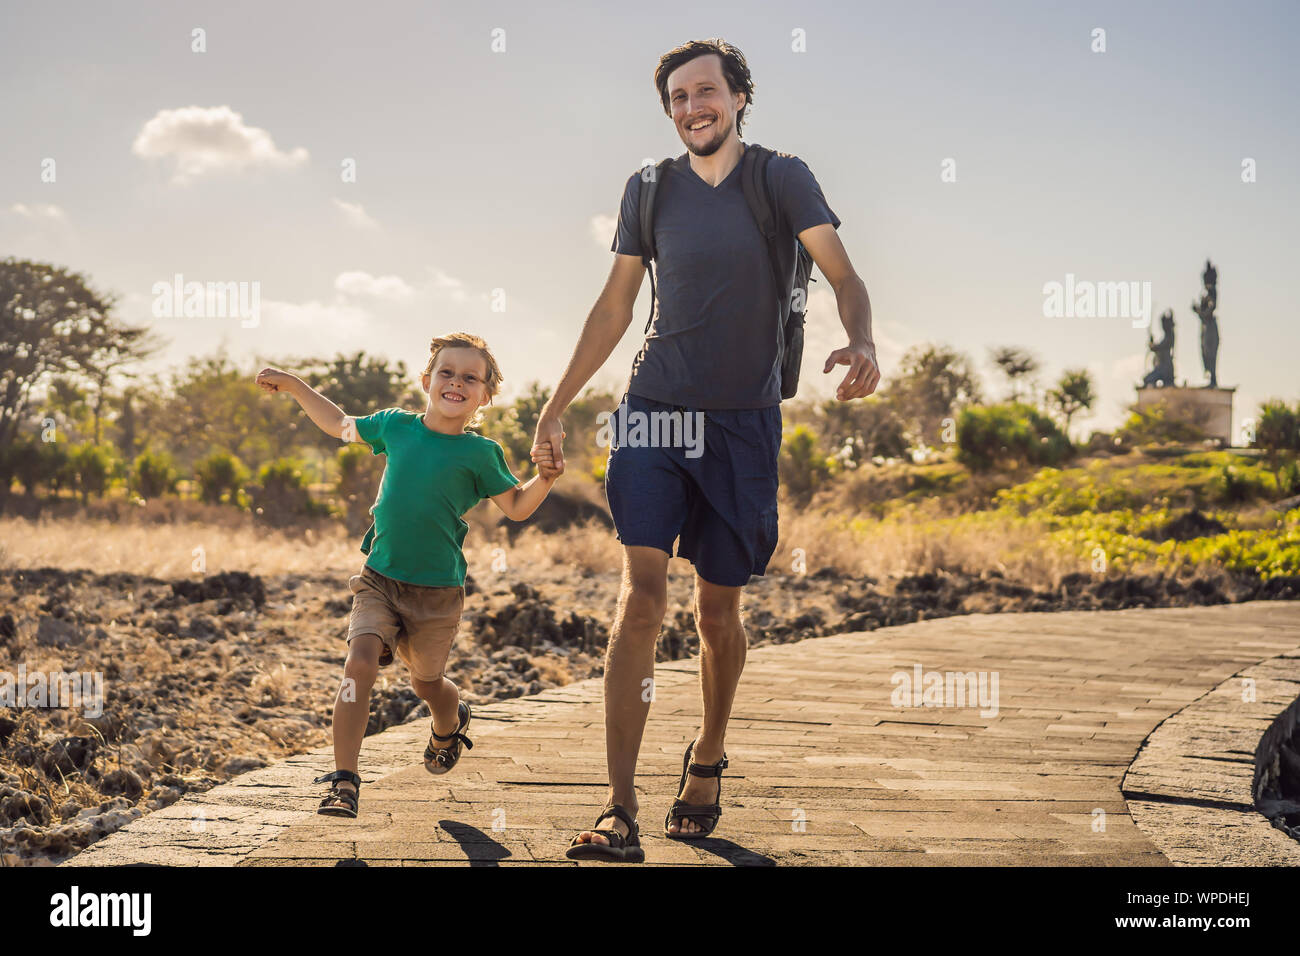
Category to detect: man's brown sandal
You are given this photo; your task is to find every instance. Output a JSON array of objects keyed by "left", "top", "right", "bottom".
[
  {"left": 314, "top": 769, "right": 361, "bottom": 818},
  {"left": 664, "top": 738, "right": 728, "bottom": 839},
  {"left": 424, "top": 700, "right": 473, "bottom": 775},
  {"left": 566, "top": 803, "right": 644, "bottom": 862}
]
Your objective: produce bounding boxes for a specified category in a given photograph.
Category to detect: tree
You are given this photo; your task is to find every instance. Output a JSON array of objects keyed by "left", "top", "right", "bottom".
[
  {"left": 817, "top": 396, "right": 908, "bottom": 466},
  {"left": 0, "top": 258, "right": 157, "bottom": 461},
  {"left": 474, "top": 382, "right": 554, "bottom": 472},
  {"left": 885, "top": 344, "right": 983, "bottom": 452},
  {"left": 989, "top": 346, "right": 1041, "bottom": 403},
  {"left": 141, "top": 353, "right": 301, "bottom": 469},
  {"left": 1046, "top": 368, "right": 1097, "bottom": 441},
  {"left": 298, "top": 351, "right": 411, "bottom": 451}
]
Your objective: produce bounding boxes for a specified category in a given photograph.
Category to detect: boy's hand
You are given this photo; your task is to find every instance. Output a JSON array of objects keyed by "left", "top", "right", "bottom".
[
  {"left": 255, "top": 367, "right": 298, "bottom": 394},
  {"left": 532, "top": 438, "right": 564, "bottom": 481}
]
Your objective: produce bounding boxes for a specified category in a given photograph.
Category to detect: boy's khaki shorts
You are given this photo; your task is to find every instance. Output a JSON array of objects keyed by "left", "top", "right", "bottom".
[{"left": 346, "top": 565, "right": 464, "bottom": 682}]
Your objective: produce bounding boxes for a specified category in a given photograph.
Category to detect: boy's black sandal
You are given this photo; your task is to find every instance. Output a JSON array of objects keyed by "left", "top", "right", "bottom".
[
  {"left": 314, "top": 769, "right": 361, "bottom": 818},
  {"left": 424, "top": 701, "right": 473, "bottom": 775},
  {"left": 664, "top": 738, "right": 728, "bottom": 839},
  {"left": 565, "top": 803, "right": 644, "bottom": 862}
]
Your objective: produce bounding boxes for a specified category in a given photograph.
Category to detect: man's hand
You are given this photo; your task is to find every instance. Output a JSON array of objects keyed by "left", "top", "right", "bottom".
[
  {"left": 824, "top": 342, "right": 880, "bottom": 401},
  {"left": 255, "top": 367, "right": 297, "bottom": 394},
  {"left": 532, "top": 435, "right": 566, "bottom": 481},
  {"left": 531, "top": 415, "right": 566, "bottom": 473}
]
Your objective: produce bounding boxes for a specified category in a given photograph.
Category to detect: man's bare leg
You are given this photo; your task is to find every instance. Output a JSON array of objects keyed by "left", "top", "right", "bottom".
[
  {"left": 570, "top": 545, "right": 668, "bottom": 847},
  {"left": 666, "top": 574, "right": 747, "bottom": 835}
]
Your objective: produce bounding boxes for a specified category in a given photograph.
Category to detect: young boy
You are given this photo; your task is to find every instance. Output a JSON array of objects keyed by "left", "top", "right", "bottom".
[{"left": 255, "top": 332, "right": 563, "bottom": 817}]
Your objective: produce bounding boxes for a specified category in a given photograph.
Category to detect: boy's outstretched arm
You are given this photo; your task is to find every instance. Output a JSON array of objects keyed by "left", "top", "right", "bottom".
[
  {"left": 489, "top": 468, "right": 560, "bottom": 522},
  {"left": 255, "top": 367, "right": 354, "bottom": 441}
]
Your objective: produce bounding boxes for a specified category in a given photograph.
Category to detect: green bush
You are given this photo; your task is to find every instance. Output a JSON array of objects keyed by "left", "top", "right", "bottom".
[
  {"left": 195, "top": 451, "right": 249, "bottom": 505},
  {"left": 130, "top": 449, "right": 178, "bottom": 499},
  {"left": 250, "top": 457, "right": 330, "bottom": 526},
  {"left": 1213, "top": 464, "right": 1268, "bottom": 505},
  {"left": 336, "top": 443, "right": 380, "bottom": 534},
  {"left": 955, "top": 403, "right": 1072, "bottom": 473},
  {"left": 780, "top": 425, "right": 835, "bottom": 503},
  {"left": 1254, "top": 399, "right": 1300, "bottom": 460},
  {"left": 69, "top": 442, "right": 115, "bottom": 503},
  {"left": 1278, "top": 459, "right": 1300, "bottom": 499},
  {"left": 1113, "top": 403, "right": 1207, "bottom": 446},
  {"left": 3, "top": 434, "right": 43, "bottom": 494}
]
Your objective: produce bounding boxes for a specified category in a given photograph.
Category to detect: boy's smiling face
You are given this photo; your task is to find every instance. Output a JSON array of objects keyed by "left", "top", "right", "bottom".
[{"left": 422, "top": 346, "right": 491, "bottom": 421}]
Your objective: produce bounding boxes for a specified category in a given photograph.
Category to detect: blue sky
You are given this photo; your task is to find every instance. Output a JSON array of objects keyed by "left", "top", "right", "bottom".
[{"left": 2, "top": 0, "right": 1295, "bottom": 435}]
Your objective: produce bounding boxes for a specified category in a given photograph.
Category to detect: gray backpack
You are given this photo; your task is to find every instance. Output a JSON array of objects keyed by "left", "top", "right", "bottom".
[{"left": 636, "top": 143, "right": 813, "bottom": 400}]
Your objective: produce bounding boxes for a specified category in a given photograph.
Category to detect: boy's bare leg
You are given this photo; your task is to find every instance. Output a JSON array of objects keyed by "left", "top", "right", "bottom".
[
  {"left": 326, "top": 634, "right": 384, "bottom": 806},
  {"left": 410, "top": 669, "right": 462, "bottom": 740},
  {"left": 571, "top": 545, "right": 669, "bottom": 847},
  {"left": 665, "top": 575, "right": 747, "bottom": 835}
]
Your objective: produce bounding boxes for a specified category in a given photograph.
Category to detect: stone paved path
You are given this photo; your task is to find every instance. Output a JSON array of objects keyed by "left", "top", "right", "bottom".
[{"left": 73, "top": 601, "right": 1300, "bottom": 866}]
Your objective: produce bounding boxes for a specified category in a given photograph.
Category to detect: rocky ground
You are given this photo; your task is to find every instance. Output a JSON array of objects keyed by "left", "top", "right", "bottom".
[{"left": 2, "top": 561, "right": 1297, "bottom": 865}]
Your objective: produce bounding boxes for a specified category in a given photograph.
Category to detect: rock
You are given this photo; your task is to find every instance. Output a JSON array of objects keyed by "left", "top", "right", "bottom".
[
  {"left": 35, "top": 616, "right": 82, "bottom": 648},
  {"left": 0, "top": 785, "right": 50, "bottom": 826},
  {"left": 98, "top": 768, "right": 145, "bottom": 800},
  {"left": 170, "top": 571, "right": 266, "bottom": 609},
  {"left": 222, "top": 755, "right": 268, "bottom": 775},
  {"left": 183, "top": 614, "right": 221, "bottom": 639},
  {"left": 37, "top": 736, "right": 97, "bottom": 777}
]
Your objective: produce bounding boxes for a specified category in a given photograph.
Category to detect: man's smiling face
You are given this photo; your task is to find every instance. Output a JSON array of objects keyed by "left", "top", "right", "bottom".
[{"left": 667, "top": 53, "right": 745, "bottom": 157}]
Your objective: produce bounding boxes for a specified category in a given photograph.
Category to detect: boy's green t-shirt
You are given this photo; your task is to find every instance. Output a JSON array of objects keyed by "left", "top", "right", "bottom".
[{"left": 352, "top": 408, "right": 519, "bottom": 587}]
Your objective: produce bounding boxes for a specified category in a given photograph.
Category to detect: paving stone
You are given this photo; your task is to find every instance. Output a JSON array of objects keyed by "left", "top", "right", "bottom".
[{"left": 68, "top": 601, "right": 1300, "bottom": 867}]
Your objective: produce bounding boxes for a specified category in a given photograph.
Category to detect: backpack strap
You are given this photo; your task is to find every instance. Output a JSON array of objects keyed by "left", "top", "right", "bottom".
[
  {"left": 740, "top": 143, "right": 788, "bottom": 306},
  {"left": 638, "top": 158, "right": 674, "bottom": 334}
]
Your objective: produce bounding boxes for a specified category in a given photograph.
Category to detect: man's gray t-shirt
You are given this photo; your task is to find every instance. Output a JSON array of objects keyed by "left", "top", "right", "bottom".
[{"left": 611, "top": 143, "right": 841, "bottom": 409}]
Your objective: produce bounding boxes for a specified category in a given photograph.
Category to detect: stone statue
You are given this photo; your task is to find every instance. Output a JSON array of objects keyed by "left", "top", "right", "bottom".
[
  {"left": 1142, "top": 309, "right": 1176, "bottom": 388},
  {"left": 1192, "top": 259, "right": 1219, "bottom": 388}
]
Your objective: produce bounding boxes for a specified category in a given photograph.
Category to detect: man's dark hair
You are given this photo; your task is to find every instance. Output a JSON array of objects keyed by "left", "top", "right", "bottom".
[{"left": 654, "top": 39, "right": 755, "bottom": 135}]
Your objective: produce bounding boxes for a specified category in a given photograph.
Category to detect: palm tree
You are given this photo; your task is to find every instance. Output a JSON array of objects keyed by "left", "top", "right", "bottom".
[
  {"left": 990, "top": 346, "right": 1041, "bottom": 403},
  {"left": 1047, "top": 368, "right": 1097, "bottom": 442}
]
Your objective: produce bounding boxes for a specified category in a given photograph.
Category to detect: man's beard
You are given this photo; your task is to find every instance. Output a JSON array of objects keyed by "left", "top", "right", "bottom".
[{"left": 682, "top": 114, "right": 732, "bottom": 157}]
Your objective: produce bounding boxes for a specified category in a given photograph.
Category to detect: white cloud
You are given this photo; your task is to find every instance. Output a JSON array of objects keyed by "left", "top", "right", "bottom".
[
  {"left": 132, "top": 105, "right": 309, "bottom": 184},
  {"left": 425, "top": 268, "right": 469, "bottom": 303},
  {"left": 333, "top": 198, "right": 378, "bottom": 229},
  {"left": 334, "top": 271, "right": 413, "bottom": 301},
  {"left": 589, "top": 213, "right": 617, "bottom": 248},
  {"left": 10, "top": 203, "right": 66, "bottom": 222},
  {"left": 1110, "top": 352, "right": 1146, "bottom": 381}
]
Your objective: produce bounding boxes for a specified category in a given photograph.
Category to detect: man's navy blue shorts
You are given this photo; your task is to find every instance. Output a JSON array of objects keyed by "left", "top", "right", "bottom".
[{"left": 604, "top": 392, "right": 781, "bottom": 588}]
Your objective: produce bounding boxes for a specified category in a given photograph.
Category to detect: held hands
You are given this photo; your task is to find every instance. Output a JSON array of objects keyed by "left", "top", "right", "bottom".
[
  {"left": 824, "top": 342, "right": 881, "bottom": 401},
  {"left": 255, "top": 367, "right": 297, "bottom": 394},
  {"left": 530, "top": 416, "right": 565, "bottom": 481}
]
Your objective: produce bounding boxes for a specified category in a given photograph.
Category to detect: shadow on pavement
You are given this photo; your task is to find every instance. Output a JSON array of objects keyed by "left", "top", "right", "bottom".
[{"left": 438, "top": 819, "right": 516, "bottom": 866}]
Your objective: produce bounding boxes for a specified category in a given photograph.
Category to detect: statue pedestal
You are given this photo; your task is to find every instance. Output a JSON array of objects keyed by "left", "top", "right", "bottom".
[{"left": 1135, "top": 386, "right": 1236, "bottom": 445}]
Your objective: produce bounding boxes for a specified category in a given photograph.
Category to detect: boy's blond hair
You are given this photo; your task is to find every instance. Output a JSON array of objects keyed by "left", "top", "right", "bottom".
[{"left": 423, "top": 332, "right": 503, "bottom": 428}]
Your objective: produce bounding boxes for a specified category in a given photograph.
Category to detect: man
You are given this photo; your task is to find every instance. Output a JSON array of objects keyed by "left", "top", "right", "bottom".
[{"left": 532, "top": 37, "right": 879, "bottom": 860}]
